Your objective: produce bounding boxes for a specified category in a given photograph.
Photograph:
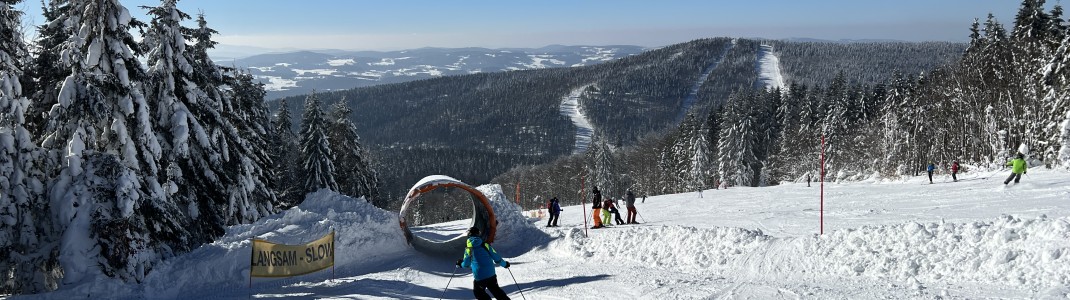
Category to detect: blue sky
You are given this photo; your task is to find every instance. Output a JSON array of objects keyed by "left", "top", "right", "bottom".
[{"left": 21, "top": 0, "right": 1032, "bottom": 51}]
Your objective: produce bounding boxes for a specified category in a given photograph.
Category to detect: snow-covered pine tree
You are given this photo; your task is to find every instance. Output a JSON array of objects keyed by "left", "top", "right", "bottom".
[
  {"left": 669, "top": 113, "right": 700, "bottom": 191},
  {"left": 40, "top": 0, "right": 163, "bottom": 284},
  {"left": 143, "top": 0, "right": 231, "bottom": 256},
  {"left": 704, "top": 106, "right": 723, "bottom": 187},
  {"left": 586, "top": 136, "right": 616, "bottom": 196},
  {"left": 0, "top": 0, "right": 51, "bottom": 293},
  {"left": 717, "top": 91, "right": 757, "bottom": 187},
  {"left": 327, "top": 99, "right": 379, "bottom": 201},
  {"left": 688, "top": 122, "right": 710, "bottom": 195},
  {"left": 225, "top": 70, "right": 277, "bottom": 220},
  {"left": 1060, "top": 111, "right": 1070, "bottom": 167},
  {"left": 181, "top": 12, "right": 274, "bottom": 224},
  {"left": 300, "top": 91, "right": 338, "bottom": 195},
  {"left": 270, "top": 98, "right": 301, "bottom": 207},
  {"left": 25, "top": 0, "right": 71, "bottom": 137}
]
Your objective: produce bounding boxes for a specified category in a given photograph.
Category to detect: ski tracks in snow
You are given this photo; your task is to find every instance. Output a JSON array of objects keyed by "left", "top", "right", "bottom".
[{"left": 559, "top": 84, "right": 596, "bottom": 154}]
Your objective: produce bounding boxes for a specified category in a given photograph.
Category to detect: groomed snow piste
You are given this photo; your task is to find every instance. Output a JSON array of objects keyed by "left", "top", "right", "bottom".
[{"left": 17, "top": 169, "right": 1070, "bottom": 299}]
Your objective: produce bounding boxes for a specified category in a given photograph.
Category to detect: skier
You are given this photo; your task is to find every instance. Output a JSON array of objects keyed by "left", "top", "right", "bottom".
[
  {"left": 546, "top": 197, "right": 561, "bottom": 227},
  {"left": 600, "top": 197, "right": 613, "bottom": 227},
  {"left": 926, "top": 161, "right": 936, "bottom": 184},
  {"left": 625, "top": 190, "right": 639, "bottom": 224},
  {"left": 608, "top": 198, "right": 625, "bottom": 225},
  {"left": 591, "top": 187, "right": 603, "bottom": 229},
  {"left": 456, "top": 227, "right": 512, "bottom": 300},
  {"left": 951, "top": 161, "right": 960, "bottom": 182},
  {"left": 1003, "top": 153, "right": 1028, "bottom": 185}
]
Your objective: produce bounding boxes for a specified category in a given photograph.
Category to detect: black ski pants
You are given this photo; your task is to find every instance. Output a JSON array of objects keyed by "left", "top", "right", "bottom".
[
  {"left": 1004, "top": 173, "right": 1022, "bottom": 184},
  {"left": 546, "top": 212, "right": 559, "bottom": 226},
  {"left": 927, "top": 170, "right": 933, "bottom": 183},
  {"left": 473, "top": 275, "right": 510, "bottom": 300}
]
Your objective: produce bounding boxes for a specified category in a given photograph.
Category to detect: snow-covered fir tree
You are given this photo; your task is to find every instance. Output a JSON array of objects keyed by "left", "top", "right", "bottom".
[
  {"left": 327, "top": 99, "right": 378, "bottom": 201},
  {"left": 143, "top": 0, "right": 231, "bottom": 255},
  {"left": 1060, "top": 111, "right": 1070, "bottom": 167},
  {"left": 270, "top": 98, "right": 301, "bottom": 207},
  {"left": 40, "top": 0, "right": 163, "bottom": 284},
  {"left": 586, "top": 136, "right": 616, "bottom": 196},
  {"left": 299, "top": 91, "right": 338, "bottom": 194},
  {"left": 0, "top": 0, "right": 51, "bottom": 293},
  {"left": 688, "top": 122, "right": 710, "bottom": 196},
  {"left": 224, "top": 70, "right": 277, "bottom": 221}
]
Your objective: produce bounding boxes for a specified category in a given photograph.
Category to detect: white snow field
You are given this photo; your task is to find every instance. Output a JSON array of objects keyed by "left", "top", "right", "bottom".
[{"left": 16, "top": 169, "right": 1070, "bottom": 299}]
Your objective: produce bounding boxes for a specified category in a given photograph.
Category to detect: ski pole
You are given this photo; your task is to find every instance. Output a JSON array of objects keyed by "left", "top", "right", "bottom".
[
  {"left": 506, "top": 267, "right": 527, "bottom": 300},
  {"left": 441, "top": 265, "right": 458, "bottom": 299},
  {"left": 637, "top": 210, "right": 647, "bottom": 223}
]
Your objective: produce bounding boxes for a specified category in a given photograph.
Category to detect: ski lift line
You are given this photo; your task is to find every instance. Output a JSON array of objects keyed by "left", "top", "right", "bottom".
[
  {"left": 673, "top": 41, "right": 735, "bottom": 125},
  {"left": 398, "top": 176, "right": 497, "bottom": 257}
]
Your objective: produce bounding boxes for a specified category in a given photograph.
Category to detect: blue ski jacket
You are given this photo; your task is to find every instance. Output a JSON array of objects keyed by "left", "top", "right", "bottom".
[
  {"left": 927, "top": 164, "right": 935, "bottom": 172},
  {"left": 460, "top": 237, "right": 507, "bottom": 280}
]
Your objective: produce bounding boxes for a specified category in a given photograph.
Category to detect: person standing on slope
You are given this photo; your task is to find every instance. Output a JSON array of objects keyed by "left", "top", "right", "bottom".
[
  {"left": 609, "top": 197, "right": 625, "bottom": 225},
  {"left": 625, "top": 190, "right": 639, "bottom": 224},
  {"left": 1004, "top": 153, "right": 1028, "bottom": 185},
  {"left": 591, "top": 187, "right": 603, "bottom": 229},
  {"left": 601, "top": 197, "right": 614, "bottom": 227},
  {"left": 926, "top": 161, "right": 936, "bottom": 184},
  {"left": 456, "top": 227, "right": 512, "bottom": 300},
  {"left": 546, "top": 197, "right": 562, "bottom": 227},
  {"left": 951, "top": 161, "right": 961, "bottom": 182}
]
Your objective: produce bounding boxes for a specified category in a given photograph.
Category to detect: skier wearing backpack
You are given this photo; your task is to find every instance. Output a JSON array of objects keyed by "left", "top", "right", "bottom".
[
  {"left": 1004, "top": 153, "right": 1028, "bottom": 185},
  {"left": 456, "top": 227, "right": 511, "bottom": 300},
  {"left": 546, "top": 197, "right": 561, "bottom": 227}
]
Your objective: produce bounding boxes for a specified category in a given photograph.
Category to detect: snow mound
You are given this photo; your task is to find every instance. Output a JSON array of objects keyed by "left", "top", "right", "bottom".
[
  {"left": 477, "top": 184, "right": 543, "bottom": 249},
  {"left": 552, "top": 215, "right": 1070, "bottom": 291},
  {"left": 28, "top": 190, "right": 408, "bottom": 299}
]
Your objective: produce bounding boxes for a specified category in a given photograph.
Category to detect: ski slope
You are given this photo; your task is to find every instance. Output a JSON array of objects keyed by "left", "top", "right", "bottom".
[
  {"left": 757, "top": 44, "right": 786, "bottom": 90},
  {"left": 559, "top": 84, "right": 596, "bottom": 154},
  {"left": 17, "top": 169, "right": 1070, "bottom": 299}
]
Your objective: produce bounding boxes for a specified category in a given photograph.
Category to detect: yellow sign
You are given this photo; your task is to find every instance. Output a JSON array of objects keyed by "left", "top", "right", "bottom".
[{"left": 250, "top": 231, "right": 335, "bottom": 278}]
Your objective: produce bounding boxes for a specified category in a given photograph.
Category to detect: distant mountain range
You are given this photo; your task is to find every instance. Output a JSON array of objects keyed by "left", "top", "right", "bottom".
[{"left": 218, "top": 45, "right": 648, "bottom": 99}]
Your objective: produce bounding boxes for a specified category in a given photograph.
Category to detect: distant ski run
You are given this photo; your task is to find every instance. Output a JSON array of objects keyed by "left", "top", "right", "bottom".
[
  {"left": 560, "top": 84, "right": 596, "bottom": 154},
  {"left": 674, "top": 39, "right": 736, "bottom": 124},
  {"left": 756, "top": 44, "right": 785, "bottom": 89}
]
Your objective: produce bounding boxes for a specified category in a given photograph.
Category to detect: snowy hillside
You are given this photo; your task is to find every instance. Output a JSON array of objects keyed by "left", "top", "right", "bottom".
[
  {"left": 232, "top": 46, "right": 647, "bottom": 99},
  {"left": 18, "top": 169, "right": 1070, "bottom": 299}
]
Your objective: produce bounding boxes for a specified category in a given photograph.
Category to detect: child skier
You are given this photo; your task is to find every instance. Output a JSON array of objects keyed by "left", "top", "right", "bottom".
[
  {"left": 609, "top": 198, "right": 625, "bottom": 225},
  {"left": 456, "top": 227, "right": 511, "bottom": 300},
  {"left": 601, "top": 198, "right": 614, "bottom": 227}
]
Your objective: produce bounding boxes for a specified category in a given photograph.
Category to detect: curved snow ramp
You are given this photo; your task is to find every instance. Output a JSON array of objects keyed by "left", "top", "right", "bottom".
[{"left": 399, "top": 175, "right": 497, "bottom": 257}]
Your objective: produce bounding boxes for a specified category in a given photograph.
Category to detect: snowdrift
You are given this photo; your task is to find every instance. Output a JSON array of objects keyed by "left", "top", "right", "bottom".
[{"left": 550, "top": 214, "right": 1070, "bottom": 293}]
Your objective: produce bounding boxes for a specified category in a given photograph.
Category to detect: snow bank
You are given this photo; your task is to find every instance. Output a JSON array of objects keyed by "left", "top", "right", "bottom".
[
  {"left": 26, "top": 190, "right": 409, "bottom": 299},
  {"left": 477, "top": 184, "right": 542, "bottom": 249},
  {"left": 552, "top": 215, "right": 1070, "bottom": 292}
]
